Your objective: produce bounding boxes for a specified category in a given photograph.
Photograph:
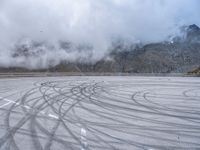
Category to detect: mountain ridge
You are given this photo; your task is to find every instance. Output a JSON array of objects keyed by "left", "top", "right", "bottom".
[{"left": 0, "top": 24, "right": 200, "bottom": 74}]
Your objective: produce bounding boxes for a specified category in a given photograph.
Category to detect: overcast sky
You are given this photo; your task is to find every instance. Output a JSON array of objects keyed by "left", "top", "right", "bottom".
[{"left": 0, "top": 0, "right": 200, "bottom": 68}]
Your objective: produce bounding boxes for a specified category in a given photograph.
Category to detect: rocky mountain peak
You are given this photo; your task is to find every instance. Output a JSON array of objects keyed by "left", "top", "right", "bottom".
[
  {"left": 186, "top": 24, "right": 200, "bottom": 42},
  {"left": 188, "top": 24, "right": 200, "bottom": 32}
]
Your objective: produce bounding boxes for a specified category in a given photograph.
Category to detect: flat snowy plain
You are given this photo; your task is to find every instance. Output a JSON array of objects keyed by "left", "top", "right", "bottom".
[{"left": 0, "top": 76, "right": 200, "bottom": 150}]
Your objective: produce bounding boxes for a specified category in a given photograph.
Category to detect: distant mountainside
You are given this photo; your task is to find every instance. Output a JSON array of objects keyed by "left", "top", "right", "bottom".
[
  {"left": 188, "top": 66, "right": 200, "bottom": 76},
  {"left": 1, "top": 24, "right": 200, "bottom": 74}
]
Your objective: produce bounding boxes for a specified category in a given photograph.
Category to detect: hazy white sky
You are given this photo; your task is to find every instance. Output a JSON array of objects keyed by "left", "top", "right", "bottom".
[{"left": 0, "top": 0, "right": 200, "bottom": 68}]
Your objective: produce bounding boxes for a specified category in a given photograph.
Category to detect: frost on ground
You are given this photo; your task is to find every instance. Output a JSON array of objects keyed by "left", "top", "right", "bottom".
[{"left": 0, "top": 76, "right": 199, "bottom": 150}]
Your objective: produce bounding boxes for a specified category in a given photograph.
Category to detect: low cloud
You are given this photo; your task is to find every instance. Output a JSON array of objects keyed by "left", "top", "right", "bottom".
[{"left": 0, "top": 0, "right": 200, "bottom": 68}]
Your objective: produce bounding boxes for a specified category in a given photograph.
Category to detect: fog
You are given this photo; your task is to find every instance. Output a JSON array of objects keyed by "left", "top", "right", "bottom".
[{"left": 0, "top": 0, "right": 200, "bottom": 68}]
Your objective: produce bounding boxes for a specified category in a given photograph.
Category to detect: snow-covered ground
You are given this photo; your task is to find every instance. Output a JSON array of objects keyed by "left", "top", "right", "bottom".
[{"left": 0, "top": 76, "right": 200, "bottom": 150}]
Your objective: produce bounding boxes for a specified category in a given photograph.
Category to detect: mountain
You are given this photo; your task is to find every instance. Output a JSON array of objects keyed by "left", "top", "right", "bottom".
[
  {"left": 0, "top": 24, "right": 200, "bottom": 74},
  {"left": 188, "top": 66, "right": 200, "bottom": 76},
  {"left": 186, "top": 24, "right": 200, "bottom": 43},
  {"left": 103, "top": 24, "right": 200, "bottom": 73}
]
